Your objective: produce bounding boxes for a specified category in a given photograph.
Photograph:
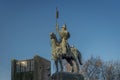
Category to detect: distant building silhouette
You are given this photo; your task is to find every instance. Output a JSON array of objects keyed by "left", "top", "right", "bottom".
[{"left": 11, "top": 55, "right": 51, "bottom": 80}]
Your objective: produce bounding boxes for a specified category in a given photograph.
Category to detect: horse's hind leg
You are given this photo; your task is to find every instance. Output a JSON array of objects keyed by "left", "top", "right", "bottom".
[
  {"left": 67, "top": 59, "right": 74, "bottom": 72},
  {"left": 78, "top": 51, "right": 83, "bottom": 65}
]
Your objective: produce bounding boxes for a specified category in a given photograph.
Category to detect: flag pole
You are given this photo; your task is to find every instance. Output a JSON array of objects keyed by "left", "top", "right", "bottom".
[
  {"left": 56, "top": 7, "right": 59, "bottom": 24},
  {"left": 55, "top": 7, "right": 59, "bottom": 37}
]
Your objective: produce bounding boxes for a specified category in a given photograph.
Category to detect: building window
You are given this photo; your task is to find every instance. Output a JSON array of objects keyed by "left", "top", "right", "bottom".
[{"left": 16, "top": 60, "right": 34, "bottom": 72}]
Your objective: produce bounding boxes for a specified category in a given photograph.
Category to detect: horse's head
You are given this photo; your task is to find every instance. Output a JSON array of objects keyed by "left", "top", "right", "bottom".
[
  {"left": 50, "top": 32, "right": 57, "bottom": 40},
  {"left": 50, "top": 32, "right": 60, "bottom": 46},
  {"left": 50, "top": 32, "right": 61, "bottom": 61}
]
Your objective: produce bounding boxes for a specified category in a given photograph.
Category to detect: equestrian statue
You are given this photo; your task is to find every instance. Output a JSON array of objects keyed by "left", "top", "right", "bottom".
[{"left": 50, "top": 23, "right": 83, "bottom": 73}]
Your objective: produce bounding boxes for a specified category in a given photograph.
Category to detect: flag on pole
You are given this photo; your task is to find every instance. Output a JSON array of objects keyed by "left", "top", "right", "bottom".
[{"left": 56, "top": 7, "right": 59, "bottom": 19}]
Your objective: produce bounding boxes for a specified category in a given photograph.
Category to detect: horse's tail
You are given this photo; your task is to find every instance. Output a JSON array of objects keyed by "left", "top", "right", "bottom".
[{"left": 77, "top": 50, "right": 83, "bottom": 65}]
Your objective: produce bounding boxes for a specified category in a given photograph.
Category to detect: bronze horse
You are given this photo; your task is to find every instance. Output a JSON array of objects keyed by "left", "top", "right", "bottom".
[{"left": 50, "top": 32, "right": 82, "bottom": 73}]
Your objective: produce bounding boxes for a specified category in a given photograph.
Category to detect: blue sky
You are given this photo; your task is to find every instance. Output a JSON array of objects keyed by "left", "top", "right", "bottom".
[{"left": 0, "top": 0, "right": 120, "bottom": 80}]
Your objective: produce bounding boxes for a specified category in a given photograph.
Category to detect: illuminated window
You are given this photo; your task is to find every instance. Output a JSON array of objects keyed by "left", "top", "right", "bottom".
[{"left": 16, "top": 60, "right": 34, "bottom": 72}]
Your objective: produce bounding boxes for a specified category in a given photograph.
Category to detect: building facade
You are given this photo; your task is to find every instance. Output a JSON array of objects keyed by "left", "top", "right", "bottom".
[{"left": 11, "top": 55, "right": 51, "bottom": 80}]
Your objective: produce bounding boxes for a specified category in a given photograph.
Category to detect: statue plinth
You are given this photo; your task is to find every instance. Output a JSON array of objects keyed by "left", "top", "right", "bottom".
[{"left": 51, "top": 72, "right": 84, "bottom": 80}]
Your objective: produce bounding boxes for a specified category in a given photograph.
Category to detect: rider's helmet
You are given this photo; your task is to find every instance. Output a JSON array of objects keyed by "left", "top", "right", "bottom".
[{"left": 62, "top": 24, "right": 67, "bottom": 30}]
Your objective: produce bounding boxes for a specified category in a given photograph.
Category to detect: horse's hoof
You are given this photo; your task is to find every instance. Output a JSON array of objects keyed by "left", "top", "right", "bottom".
[
  {"left": 60, "top": 70, "right": 63, "bottom": 72},
  {"left": 80, "top": 62, "right": 83, "bottom": 65},
  {"left": 71, "top": 70, "right": 74, "bottom": 73},
  {"left": 55, "top": 71, "right": 58, "bottom": 73},
  {"left": 77, "top": 71, "right": 79, "bottom": 73}
]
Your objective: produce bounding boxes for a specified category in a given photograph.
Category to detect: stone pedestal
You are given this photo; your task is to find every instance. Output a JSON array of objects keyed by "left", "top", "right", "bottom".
[{"left": 51, "top": 72, "right": 84, "bottom": 80}]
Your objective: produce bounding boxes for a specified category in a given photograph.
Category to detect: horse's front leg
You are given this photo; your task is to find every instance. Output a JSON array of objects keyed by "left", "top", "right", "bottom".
[
  {"left": 59, "top": 55, "right": 63, "bottom": 72},
  {"left": 55, "top": 59, "right": 58, "bottom": 72}
]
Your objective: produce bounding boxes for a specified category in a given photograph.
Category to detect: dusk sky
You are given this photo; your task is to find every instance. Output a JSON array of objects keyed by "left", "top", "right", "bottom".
[{"left": 0, "top": 0, "right": 120, "bottom": 80}]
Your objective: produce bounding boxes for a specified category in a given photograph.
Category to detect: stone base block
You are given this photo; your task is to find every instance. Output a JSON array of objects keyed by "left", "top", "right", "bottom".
[{"left": 51, "top": 72, "right": 84, "bottom": 80}]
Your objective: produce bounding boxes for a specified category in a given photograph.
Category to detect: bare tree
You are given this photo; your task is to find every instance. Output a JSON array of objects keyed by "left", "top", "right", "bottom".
[
  {"left": 103, "top": 61, "right": 120, "bottom": 80},
  {"left": 81, "top": 56, "right": 120, "bottom": 80},
  {"left": 81, "top": 56, "right": 103, "bottom": 80}
]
